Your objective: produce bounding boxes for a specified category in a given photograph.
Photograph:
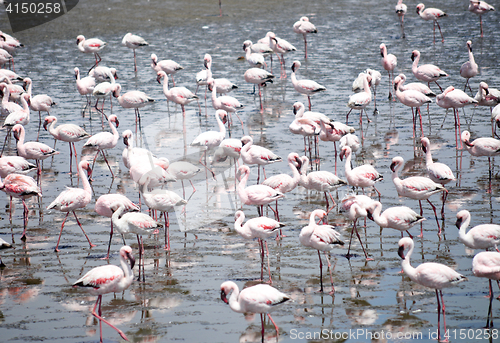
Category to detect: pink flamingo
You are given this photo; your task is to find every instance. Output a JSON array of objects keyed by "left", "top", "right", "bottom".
[
  {"left": 157, "top": 71, "right": 198, "bottom": 114},
  {"left": 393, "top": 75, "right": 432, "bottom": 138},
  {"left": 472, "top": 251, "right": 500, "bottom": 328},
  {"left": 474, "top": 82, "right": 500, "bottom": 125},
  {"left": 233, "top": 211, "right": 284, "bottom": 283},
  {"left": 83, "top": 115, "right": 120, "bottom": 178},
  {"left": 493, "top": 104, "right": 500, "bottom": 138},
  {"left": 411, "top": 50, "right": 448, "bottom": 92},
  {"left": 353, "top": 69, "right": 382, "bottom": 114},
  {"left": 395, "top": 0, "right": 407, "bottom": 38},
  {"left": 299, "top": 209, "right": 344, "bottom": 294},
  {"left": 209, "top": 80, "right": 243, "bottom": 129},
  {"left": 346, "top": 73, "right": 372, "bottom": 130},
  {"left": 151, "top": 53, "right": 183, "bottom": 86},
  {"left": 0, "top": 76, "right": 23, "bottom": 101},
  {"left": 24, "top": 77, "right": 55, "bottom": 136},
  {"left": 340, "top": 146, "right": 383, "bottom": 199},
  {"left": 436, "top": 86, "right": 477, "bottom": 149},
  {"left": 469, "top": 0, "right": 495, "bottom": 37},
  {"left": 456, "top": 210, "right": 500, "bottom": 251},
  {"left": 165, "top": 160, "right": 201, "bottom": 198},
  {"left": 242, "top": 41, "right": 266, "bottom": 68},
  {"left": 397, "top": 73, "right": 436, "bottom": 97},
  {"left": 0, "top": 173, "right": 41, "bottom": 241},
  {"left": 74, "top": 67, "right": 95, "bottom": 114},
  {"left": 293, "top": 16, "right": 317, "bottom": 59},
  {"left": 110, "top": 201, "right": 162, "bottom": 282},
  {"left": 220, "top": 281, "right": 290, "bottom": 341},
  {"left": 318, "top": 120, "right": 356, "bottom": 171},
  {"left": 390, "top": 156, "right": 445, "bottom": 236},
  {"left": 0, "top": 48, "right": 12, "bottom": 68},
  {"left": 237, "top": 165, "right": 284, "bottom": 217},
  {"left": 460, "top": 41, "right": 479, "bottom": 93},
  {"left": 88, "top": 66, "right": 118, "bottom": 82},
  {"left": 95, "top": 194, "right": 139, "bottom": 260},
  {"left": 190, "top": 109, "right": 227, "bottom": 178},
  {"left": 240, "top": 136, "right": 282, "bottom": 184},
  {"left": 416, "top": 3, "right": 447, "bottom": 43},
  {"left": 76, "top": 35, "right": 106, "bottom": 72},
  {"left": 72, "top": 245, "right": 134, "bottom": 343},
  {"left": 2, "top": 92, "right": 30, "bottom": 128},
  {"left": 299, "top": 155, "right": 347, "bottom": 213},
  {"left": 112, "top": 84, "right": 154, "bottom": 124},
  {"left": 243, "top": 40, "right": 273, "bottom": 56},
  {"left": 244, "top": 67, "right": 274, "bottom": 112},
  {"left": 0, "top": 156, "right": 36, "bottom": 177},
  {"left": 380, "top": 43, "right": 397, "bottom": 99},
  {"left": 213, "top": 138, "right": 242, "bottom": 179},
  {"left": 204, "top": 54, "right": 238, "bottom": 95},
  {"left": 398, "top": 237, "right": 467, "bottom": 342},
  {"left": 0, "top": 83, "right": 21, "bottom": 116},
  {"left": 421, "top": 137, "right": 455, "bottom": 217},
  {"left": 92, "top": 70, "right": 117, "bottom": 117},
  {"left": 290, "top": 60, "right": 326, "bottom": 111},
  {"left": 139, "top": 173, "right": 187, "bottom": 251},
  {"left": 47, "top": 160, "right": 95, "bottom": 252},
  {"left": 289, "top": 115, "right": 320, "bottom": 158},
  {"left": 121, "top": 33, "right": 148, "bottom": 72},
  {"left": 121, "top": 129, "right": 157, "bottom": 170},
  {"left": 366, "top": 201, "right": 425, "bottom": 239},
  {"left": 43, "top": 115, "right": 90, "bottom": 174},
  {"left": 268, "top": 32, "right": 296, "bottom": 78}
]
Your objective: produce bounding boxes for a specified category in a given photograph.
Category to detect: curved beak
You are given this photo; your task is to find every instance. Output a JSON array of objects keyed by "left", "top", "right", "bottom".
[
  {"left": 390, "top": 161, "right": 397, "bottom": 172},
  {"left": 221, "top": 289, "right": 229, "bottom": 304},
  {"left": 398, "top": 245, "right": 405, "bottom": 259},
  {"left": 127, "top": 251, "right": 136, "bottom": 270}
]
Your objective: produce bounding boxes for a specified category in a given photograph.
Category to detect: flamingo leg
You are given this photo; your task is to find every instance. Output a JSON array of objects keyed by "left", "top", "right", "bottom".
[
  {"left": 73, "top": 211, "right": 96, "bottom": 249},
  {"left": 353, "top": 220, "right": 372, "bottom": 260},
  {"left": 103, "top": 219, "right": 114, "bottom": 260},
  {"left": 418, "top": 200, "right": 424, "bottom": 238},
  {"left": 260, "top": 313, "right": 265, "bottom": 342},
  {"left": 164, "top": 212, "right": 170, "bottom": 251},
  {"left": 480, "top": 15, "right": 484, "bottom": 38},
  {"left": 198, "top": 150, "right": 215, "bottom": 179},
  {"left": 346, "top": 109, "right": 353, "bottom": 125},
  {"left": 346, "top": 220, "right": 356, "bottom": 259},
  {"left": 436, "top": 290, "right": 443, "bottom": 341},
  {"left": 55, "top": 212, "right": 70, "bottom": 252},
  {"left": 485, "top": 279, "right": 494, "bottom": 328},
  {"left": 264, "top": 240, "right": 272, "bottom": 284},
  {"left": 307, "top": 96, "right": 312, "bottom": 111},
  {"left": 100, "top": 150, "right": 114, "bottom": 178},
  {"left": 426, "top": 199, "right": 442, "bottom": 235},
  {"left": 267, "top": 313, "right": 280, "bottom": 338},
  {"left": 303, "top": 34, "right": 308, "bottom": 59},
  {"left": 417, "top": 107, "right": 424, "bottom": 137},
  {"left": 91, "top": 295, "right": 129, "bottom": 342},
  {"left": 440, "top": 290, "right": 448, "bottom": 342},
  {"left": 20, "top": 199, "right": 29, "bottom": 241},
  {"left": 324, "top": 252, "right": 335, "bottom": 295},
  {"left": 317, "top": 250, "right": 324, "bottom": 293},
  {"left": 436, "top": 20, "right": 444, "bottom": 43},
  {"left": 133, "top": 49, "right": 137, "bottom": 73}
]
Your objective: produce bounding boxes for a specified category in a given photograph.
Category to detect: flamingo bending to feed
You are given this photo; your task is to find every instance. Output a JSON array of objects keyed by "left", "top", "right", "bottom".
[
  {"left": 47, "top": 160, "right": 95, "bottom": 252},
  {"left": 43, "top": 115, "right": 90, "bottom": 174},
  {"left": 244, "top": 67, "right": 274, "bottom": 112},
  {"left": 460, "top": 40, "right": 478, "bottom": 93},
  {"left": 88, "top": 66, "right": 118, "bottom": 82},
  {"left": 421, "top": 137, "right": 455, "bottom": 217},
  {"left": 346, "top": 72, "right": 372, "bottom": 130},
  {"left": 0, "top": 173, "right": 41, "bottom": 241},
  {"left": 151, "top": 53, "right": 183, "bottom": 86},
  {"left": 353, "top": 69, "right": 382, "bottom": 113},
  {"left": 113, "top": 84, "right": 154, "bottom": 124},
  {"left": 292, "top": 16, "right": 317, "bottom": 59},
  {"left": 83, "top": 115, "right": 119, "bottom": 178},
  {"left": 240, "top": 136, "right": 282, "bottom": 184},
  {"left": 398, "top": 237, "right": 467, "bottom": 342},
  {"left": 366, "top": 201, "right": 425, "bottom": 239},
  {"left": 340, "top": 146, "right": 383, "bottom": 199},
  {"left": 110, "top": 201, "right": 162, "bottom": 282},
  {"left": 234, "top": 211, "right": 284, "bottom": 283},
  {"left": 395, "top": 0, "right": 407, "bottom": 38},
  {"left": 390, "top": 156, "right": 445, "bottom": 236},
  {"left": 416, "top": 3, "right": 447, "bottom": 43},
  {"left": 380, "top": 43, "right": 397, "bottom": 99},
  {"left": 291, "top": 60, "right": 326, "bottom": 111},
  {"left": 95, "top": 193, "right": 139, "bottom": 260},
  {"left": 72, "top": 246, "right": 134, "bottom": 342},
  {"left": 411, "top": 50, "right": 448, "bottom": 92},
  {"left": 157, "top": 71, "right": 198, "bottom": 114},
  {"left": 472, "top": 251, "right": 500, "bottom": 328},
  {"left": 76, "top": 35, "right": 106, "bottom": 72},
  {"left": 74, "top": 67, "right": 95, "bottom": 114},
  {"left": 269, "top": 32, "right": 296, "bottom": 78},
  {"left": 468, "top": 0, "right": 495, "bottom": 37},
  {"left": 456, "top": 210, "right": 500, "bottom": 252},
  {"left": 220, "top": 281, "right": 290, "bottom": 340},
  {"left": 299, "top": 209, "right": 344, "bottom": 294},
  {"left": 122, "top": 33, "right": 148, "bottom": 72}
]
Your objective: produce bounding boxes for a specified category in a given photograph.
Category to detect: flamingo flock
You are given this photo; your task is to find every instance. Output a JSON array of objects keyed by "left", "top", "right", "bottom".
[{"left": 0, "top": 2, "right": 500, "bottom": 343}]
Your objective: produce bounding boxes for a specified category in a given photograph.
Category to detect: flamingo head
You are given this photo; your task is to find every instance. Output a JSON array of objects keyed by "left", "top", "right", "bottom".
[
  {"left": 461, "top": 130, "right": 473, "bottom": 147},
  {"left": 398, "top": 237, "right": 413, "bottom": 259},
  {"left": 74, "top": 67, "right": 80, "bottom": 79},
  {"left": 466, "top": 40, "right": 472, "bottom": 51},
  {"left": 242, "top": 40, "right": 251, "bottom": 52},
  {"left": 11, "top": 124, "right": 22, "bottom": 141},
  {"left": 293, "top": 153, "right": 303, "bottom": 170},
  {"left": 420, "top": 137, "right": 430, "bottom": 153},
  {"left": 122, "top": 129, "right": 132, "bottom": 146},
  {"left": 455, "top": 210, "right": 469, "bottom": 230},
  {"left": 220, "top": 281, "right": 236, "bottom": 304},
  {"left": 109, "top": 115, "right": 119, "bottom": 128},
  {"left": 410, "top": 50, "right": 419, "bottom": 62},
  {"left": 416, "top": 3, "right": 424, "bottom": 14},
  {"left": 390, "top": 156, "right": 404, "bottom": 172},
  {"left": 119, "top": 246, "right": 136, "bottom": 270},
  {"left": 234, "top": 210, "right": 244, "bottom": 221},
  {"left": 300, "top": 16, "right": 309, "bottom": 22},
  {"left": 156, "top": 71, "right": 166, "bottom": 84},
  {"left": 339, "top": 146, "right": 351, "bottom": 161},
  {"left": 236, "top": 165, "right": 250, "bottom": 181},
  {"left": 203, "top": 53, "right": 212, "bottom": 69},
  {"left": 151, "top": 53, "right": 158, "bottom": 66},
  {"left": 240, "top": 135, "right": 253, "bottom": 146},
  {"left": 217, "top": 110, "right": 228, "bottom": 124},
  {"left": 76, "top": 35, "right": 85, "bottom": 45},
  {"left": 292, "top": 102, "right": 303, "bottom": 115},
  {"left": 42, "top": 116, "right": 56, "bottom": 131},
  {"left": 393, "top": 76, "right": 401, "bottom": 91},
  {"left": 291, "top": 60, "right": 301, "bottom": 73},
  {"left": 379, "top": 43, "right": 386, "bottom": 57}
]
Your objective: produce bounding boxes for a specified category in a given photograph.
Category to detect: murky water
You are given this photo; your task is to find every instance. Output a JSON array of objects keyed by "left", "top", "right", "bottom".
[{"left": 0, "top": 0, "right": 500, "bottom": 342}]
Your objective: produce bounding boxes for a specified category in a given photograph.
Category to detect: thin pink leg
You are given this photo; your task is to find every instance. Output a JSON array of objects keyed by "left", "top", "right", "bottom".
[
  {"left": 73, "top": 211, "right": 96, "bottom": 249},
  {"left": 55, "top": 212, "right": 70, "bottom": 252},
  {"left": 92, "top": 295, "right": 129, "bottom": 341}
]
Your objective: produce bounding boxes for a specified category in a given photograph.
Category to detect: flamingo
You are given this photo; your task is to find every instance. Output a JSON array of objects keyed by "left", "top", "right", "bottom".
[
  {"left": 0, "top": 48, "right": 12, "bottom": 68},
  {"left": 220, "top": 281, "right": 290, "bottom": 340},
  {"left": 200, "top": 53, "right": 237, "bottom": 97},
  {"left": 23, "top": 77, "right": 55, "bottom": 136},
  {"left": 411, "top": 50, "right": 448, "bottom": 92},
  {"left": 157, "top": 71, "right": 198, "bottom": 114},
  {"left": 151, "top": 53, "right": 183, "bottom": 86},
  {"left": 393, "top": 75, "right": 432, "bottom": 138},
  {"left": 233, "top": 211, "right": 284, "bottom": 283},
  {"left": 0, "top": 69, "right": 23, "bottom": 83},
  {"left": 88, "top": 66, "right": 118, "bottom": 82},
  {"left": 460, "top": 41, "right": 479, "bottom": 93},
  {"left": 209, "top": 80, "right": 243, "bottom": 129},
  {"left": 268, "top": 32, "right": 296, "bottom": 78},
  {"left": 0, "top": 75, "right": 23, "bottom": 101},
  {"left": 416, "top": 3, "right": 447, "bottom": 43},
  {"left": 395, "top": 0, "right": 407, "bottom": 38},
  {"left": 74, "top": 67, "right": 95, "bottom": 114},
  {"left": 243, "top": 40, "right": 273, "bottom": 56},
  {"left": 353, "top": 69, "right": 382, "bottom": 113},
  {"left": 0, "top": 237, "right": 12, "bottom": 267},
  {"left": 455, "top": 210, "right": 500, "bottom": 251},
  {"left": 493, "top": 104, "right": 500, "bottom": 138},
  {"left": 397, "top": 73, "right": 435, "bottom": 97},
  {"left": 110, "top": 201, "right": 162, "bottom": 282},
  {"left": 139, "top": 173, "right": 187, "bottom": 251},
  {"left": 346, "top": 72, "right": 372, "bottom": 130},
  {"left": 240, "top": 135, "right": 282, "bottom": 184},
  {"left": 76, "top": 35, "right": 106, "bottom": 72},
  {"left": 43, "top": 115, "right": 90, "bottom": 174},
  {"left": 92, "top": 69, "right": 117, "bottom": 117},
  {"left": 366, "top": 201, "right": 425, "bottom": 238},
  {"left": 213, "top": 138, "right": 242, "bottom": 180},
  {"left": 299, "top": 155, "right": 347, "bottom": 213},
  {"left": 242, "top": 41, "right": 266, "bottom": 68},
  {"left": 190, "top": 109, "right": 227, "bottom": 177},
  {"left": 121, "top": 33, "right": 148, "bottom": 72},
  {"left": 112, "top": 84, "right": 154, "bottom": 124},
  {"left": 237, "top": 165, "right": 284, "bottom": 217},
  {"left": 2, "top": 92, "right": 30, "bottom": 133},
  {"left": 421, "top": 137, "right": 455, "bottom": 217},
  {"left": 72, "top": 245, "right": 134, "bottom": 343},
  {"left": 380, "top": 43, "right": 397, "bottom": 99},
  {"left": 165, "top": 160, "right": 201, "bottom": 198},
  {"left": 83, "top": 115, "right": 120, "bottom": 178},
  {"left": 472, "top": 251, "right": 500, "bottom": 328},
  {"left": 0, "top": 83, "right": 21, "bottom": 116},
  {"left": 289, "top": 115, "right": 321, "bottom": 158},
  {"left": 398, "top": 237, "right": 467, "bottom": 342},
  {"left": 299, "top": 209, "right": 344, "bottom": 294},
  {"left": 292, "top": 16, "right": 317, "bottom": 59},
  {"left": 0, "top": 173, "right": 41, "bottom": 241},
  {"left": 290, "top": 60, "right": 326, "bottom": 111},
  {"left": 47, "top": 160, "right": 95, "bottom": 252},
  {"left": 340, "top": 146, "right": 383, "bottom": 199},
  {"left": 390, "top": 156, "right": 446, "bottom": 236},
  {"left": 244, "top": 68, "right": 275, "bottom": 112},
  {"left": 474, "top": 82, "right": 500, "bottom": 129},
  {"left": 95, "top": 193, "right": 139, "bottom": 260},
  {"left": 468, "top": 0, "right": 495, "bottom": 38},
  {"left": 0, "top": 156, "right": 36, "bottom": 177},
  {"left": 339, "top": 133, "right": 360, "bottom": 155}
]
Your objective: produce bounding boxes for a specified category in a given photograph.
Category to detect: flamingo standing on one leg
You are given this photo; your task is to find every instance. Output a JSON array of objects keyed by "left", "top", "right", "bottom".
[
  {"left": 398, "top": 237, "right": 467, "bottom": 342},
  {"left": 291, "top": 60, "right": 326, "bottom": 111},
  {"left": 468, "top": 0, "right": 495, "bottom": 38},
  {"left": 72, "top": 245, "right": 134, "bottom": 343},
  {"left": 23, "top": 77, "right": 56, "bottom": 139},
  {"left": 240, "top": 136, "right": 282, "bottom": 184},
  {"left": 395, "top": 0, "right": 407, "bottom": 38},
  {"left": 340, "top": 146, "right": 383, "bottom": 199},
  {"left": 76, "top": 35, "right": 106, "bottom": 72},
  {"left": 411, "top": 50, "right": 448, "bottom": 92},
  {"left": 292, "top": 16, "right": 317, "bottom": 59},
  {"left": 460, "top": 40, "right": 479, "bottom": 94},
  {"left": 299, "top": 209, "right": 344, "bottom": 294},
  {"left": 121, "top": 33, "right": 149, "bottom": 72},
  {"left": 380, "top": 43, "right": 397, "bottom": 100},
  {"left": 416, "top": 3, "right": 447, "bottom": 43},
  {"left": 455, "top": 210, "right": 500, "bottom": 252},
  {"left": 472, "top": 251, "right": 500, "bottom": 328}
]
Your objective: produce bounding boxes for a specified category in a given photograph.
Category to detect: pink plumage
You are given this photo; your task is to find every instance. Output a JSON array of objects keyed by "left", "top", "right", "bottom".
[
  {"left": 340, "top": 146, "right": 383, "bottom": 197},
  {"left": 456, "top": 210, "right": 500, "bottom": 251},
  {"left": 472, "top": 251, "right": 500, "bottom": 328},
  {"left": 237, "top": 165, "right": 284, "bottom": 211},
  {"left": 416, "top": 3, "right": 447, "bottom": 42},
  {"left": 157, "top": 71, "right": 198, "bottom": 113},
  {"left": 290, "top": 60, "right": 325, "bottom": 111},
  {"left": 411, "top": 50, "right": 448, "bottom": 91},
  {"left": 151, "top": 53, "right": 183, "bottom": 86}
]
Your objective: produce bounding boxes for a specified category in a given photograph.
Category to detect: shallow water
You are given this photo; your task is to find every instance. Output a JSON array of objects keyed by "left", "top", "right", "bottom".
[{"left": 0, "top": 0, "right": 500, "bottom": 342}]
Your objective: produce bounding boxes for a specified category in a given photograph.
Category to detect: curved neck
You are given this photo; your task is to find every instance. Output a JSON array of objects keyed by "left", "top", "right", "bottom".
[
  {"left": 79, "top": 163, "right": 92, "bottom": 196},
  {"left": 25, "top": 79, "right": 32, "bottom": 98},
  {"left": 458, "top": 213, "right": 471, "bottom": 240},
  {"left": 298, "top": 157, "right": 309, "bottom": 187},
  {"left": 112, "top": 204, "right": 125, "bottom": 224},
  {"left": 1, "top": 85, "right": 10, "bottom": 103},
  {"left": 119, "top": 252, "right": 134, "bottom": 285},
  {"left": 424, "top": 146, "right": 433, "bottom": 165},
  {"left": 309, "top": 210, "right": 323, "bottom": 226},
  {"left": 363, "top": 76, "right": 370, "bottom": 94},
  {"left": 211, "top": 83, "right": 218, "bottom": 102},
  {"left": 20, "top": 95, "right": 29, "bottom": 111},
  {"left": 162, "top": 74, "right": 170, "bottom": 94},
  {"left": 15, "top": 127, "right": 26, "bottom": 154},
  {"left": 468, "top": 48, "right": 475, "bottom": 64},
  {"left": 234, "top": 214, "right": 252, "bottom": 239},
  {"left": 228, "top": 286, "right": 242, "bottom": 312},
  {"left": 291, "top": 70, "right": 298, "bottom": 87},
  {"left": 237, "top": 170, "right": 249, "bottom": 203},
  {"left": 412, "top": 54, "right": 419, "bottom": 73},
  {"left": 370, "top": 202, "right": 386, "bottom": 227},
  {"left": 401, "top": 243, "right": 416, "bottom": 278},
  {"left": 215, "top": 112, "right": 226, "bottom": 137},
  {"left": 241, "top": 139, "right": 252, "bottom": 155},
  {"left": 289, "top": 158, "right": 301, "bottom": 183},
  {"left": 47, "top": 118, "right": 57, "bottom": 137},
  {"left": 391, "top": 163, "right": 402, "bottom": 182},
  {"left": 109, "top": 119, "right": 119, "bottom": 143},
  {"left": 343, "top": 150, "right": 352, "bottom": 173}
]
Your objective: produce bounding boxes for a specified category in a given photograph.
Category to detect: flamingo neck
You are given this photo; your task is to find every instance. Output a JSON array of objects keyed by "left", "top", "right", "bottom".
[
  {"left": 343, "top": 151, "right": 352, "bottom": 174},
  {"left": 211, "top": 83, "right": 218, "bottom": 103},
  {"left": 79, "top": 163, "right": 92, "bottom": 196},
  {"left": 411, "top": 54, "right": 419, "bottom": 73},
  {"left": 119, "top": 251, "right": 134, "bottom": 288},
  {"left": 1, "top": 86, "right": 10, "bottom": 104},
  {"left": 289, "top": 159, "right": 301, "bottom": 184},
  {"left": 401, "top": 243, "right": 416, "bottom": 279},
  {"left": 109, "top": 120, "right": 119, "bottom": 146},
  {"left": 162, "top": 75, "right": 170, "bottom": 95},
  {"left": 228, "top": 285, "right": 242, "bottom": 313},
  {"left": 298, "top": 158, "right": 309, "bottom": 188},
  {"left": 237, "top": 170, "right": 249, "bottom": 203},
  {"left": 20, "top": 95, "right": 29, "bottom": 112},
  {"left": 241, "top": 139, "right": 252, "bottom": 155},
  {"left": 458, "top": 213, "right": 471, "bottom": 242},
  {"left": 424, "top": 147, "right": 434, "bottom": 166},
  {"left": 15, "top": 127, "right": 26, "bottom": 155},
  {"left": 309, "top": 210, "right": 323, "bottom": 226},
  {"left": 46, "top": 119, "right": 57, "bottom": 138},
  {"left": 291, "top": 71, "right": 298, "bottom": 87},
  {"left": 370, "top": 202, "right": 386, "bottom": 227},
  {"left": 363, "top": 77, "right": 371, "bottom": 94},
  {"left": 234, "top": 214, "right": 252, "bottom": 239},
  {"left": 25, "top": 79, "right": 32, "bottom": 98},
  {"left": 469, "top": 48, "right": 475, "bottom": 65},
  {"left": 215, "top": 112, "right": 226, "bottom": 137}
]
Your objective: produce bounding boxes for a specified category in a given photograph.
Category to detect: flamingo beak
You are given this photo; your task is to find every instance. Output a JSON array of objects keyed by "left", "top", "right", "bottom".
[
  {"left": 293, "top": 106, "right": 298, "bottom": 115},
  {"left": 156, "top": 75, "right": 162, "bottom": 84},
  {"left": 421, "top": 144, "right": 427, "bottom": 154},
  {"left": 12, "top": 129, "right": 20, "bottom": 141},
  {"left": 322, "top": 216, "right": 328, "bottom": 225},
  {"left": 295, "top": 156, "right": 302, "bottom": 169},
  {"left": 366, "top": 210, "right": 374, "bottom": 221},
  {"left": 411, "top": 53, "right": 415, "bottom": 61},
  {"left": 390, "top": 162, "right": 397, "bottom": 172},
  {"left": 123, "top": 136, "right": 129, "bottom": 146},
  {"left": 339, "top": 150, "right": 345, "bottom": 161},
  {"left": 221, "top": 289, "right": 229, "bottom": 304},
  {"left": 114, "top": 73, "right": 118, "bottom": 80},
  {"left": 455, "top": 217, "right": 463, "bottom": 229},
  {"left": 204, "top": 59, "right": 209, "bottom": 69},
  {"left": 43, "top": 120, "right": 48, "bottom": 131},
  {"left": 398, "top": 246, "right": 406, "bottom": 259},
  {"left": 115, "top": 118, "right": 120, "bottom": 128},
  {"left": 222, "top": 115, "right": 228, "bottom": 124},
  {"left": 127, "top": 252, "right": 136, "bottom": 269}
]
